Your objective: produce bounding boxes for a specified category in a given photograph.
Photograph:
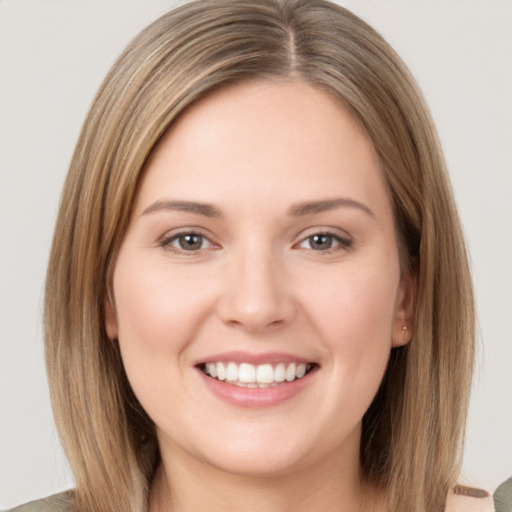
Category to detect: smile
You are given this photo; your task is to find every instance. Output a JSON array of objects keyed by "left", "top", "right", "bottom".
[{"left": 198, "top": 362, "right": 316, "bottom": 388}]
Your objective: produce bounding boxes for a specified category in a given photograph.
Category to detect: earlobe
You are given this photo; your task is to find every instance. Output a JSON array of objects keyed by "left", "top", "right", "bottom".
[
  {"left": 393, "top": 321, "right": 410, "bottom": 347},
  {"left": 104, "top": 298, "right": 118, "bottom": 340},
  {"left": 392, "top": 265, "right": 417, "bottom": 348}
]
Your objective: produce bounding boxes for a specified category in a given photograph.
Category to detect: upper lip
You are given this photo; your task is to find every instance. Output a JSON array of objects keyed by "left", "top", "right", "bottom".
[{"left": 195, "top": 351, "right": 316, "bottom": 366}]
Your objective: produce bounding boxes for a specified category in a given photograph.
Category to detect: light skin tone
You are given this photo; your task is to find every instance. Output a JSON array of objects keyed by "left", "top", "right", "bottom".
[{"left": 106, "top": 80, "right": 414, "bottom": 512}]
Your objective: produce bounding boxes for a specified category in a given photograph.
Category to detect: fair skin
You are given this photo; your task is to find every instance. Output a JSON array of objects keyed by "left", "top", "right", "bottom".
[{"left": 106, "top": 80, "right": 414, "bottom": 512}]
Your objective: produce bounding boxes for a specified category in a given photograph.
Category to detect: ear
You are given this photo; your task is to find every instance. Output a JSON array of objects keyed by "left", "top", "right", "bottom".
[
  {"left": 104, "top": 297, "right": 118, "bottom": 340},
  {"left": 391, "top": 263, "right": 417, "bottom": 348}
]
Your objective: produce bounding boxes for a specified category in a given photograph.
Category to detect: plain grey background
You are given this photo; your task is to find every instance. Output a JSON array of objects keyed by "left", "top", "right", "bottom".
[{"left": 1, "top": 0, "right": 511, "bottom": 508}]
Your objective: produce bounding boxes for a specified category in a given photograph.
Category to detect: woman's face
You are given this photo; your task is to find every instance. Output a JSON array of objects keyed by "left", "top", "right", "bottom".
[{"left": 106, "top": 80, "right": 413, "bottom": 477}]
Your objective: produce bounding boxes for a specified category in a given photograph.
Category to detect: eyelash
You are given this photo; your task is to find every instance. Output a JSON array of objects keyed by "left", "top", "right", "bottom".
[
  {"left": 295, "top": 232, "right": 353, "bottom": 254},
  {"left": 159, "top": 230, "right": 216, "bottom": 254},
  {"left": 159, "top": 229, "right": 353, "bottom": 255}
]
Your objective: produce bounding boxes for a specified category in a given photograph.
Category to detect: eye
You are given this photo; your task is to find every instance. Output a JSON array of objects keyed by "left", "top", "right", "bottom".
[
  {"left": 160, "top": 232, "right": 215, "bottom": 253},
  {"left": 297, "top": 232, "right": 352, "bottom": 252}
]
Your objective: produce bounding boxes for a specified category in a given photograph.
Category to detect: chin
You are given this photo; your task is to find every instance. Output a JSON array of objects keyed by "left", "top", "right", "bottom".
[
  {"left": 177, "top": 420, "right": 359, "bottom": 480},
  {"left": 202, "top": 445, "right": 314, "bottom": 478}
]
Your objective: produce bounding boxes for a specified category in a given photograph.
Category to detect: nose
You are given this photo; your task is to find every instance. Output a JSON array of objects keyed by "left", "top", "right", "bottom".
[{"left": 217, "top": 246, "right": 296, "bottom": 333}]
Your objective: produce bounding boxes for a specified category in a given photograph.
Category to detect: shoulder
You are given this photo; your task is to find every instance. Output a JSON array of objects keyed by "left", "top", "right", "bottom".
[
  {"left": 493, "top": 477, "right": 512, "bottom": 512},
  {"left": 445, "top": 485, "right": 495, "bottom": 512},
  {"left": 3, "top": 491, "right": 73, "bottom": 512}
]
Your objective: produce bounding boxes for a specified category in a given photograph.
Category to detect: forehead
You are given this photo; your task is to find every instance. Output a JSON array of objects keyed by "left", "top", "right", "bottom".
[{"left": 136, "top": 79, "right": 389, "bottom": 218}]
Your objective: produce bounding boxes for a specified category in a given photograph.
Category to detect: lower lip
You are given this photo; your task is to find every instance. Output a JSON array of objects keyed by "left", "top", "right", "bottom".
[{"left": 196, "top": 368, "right": 317, "bottom": 408}]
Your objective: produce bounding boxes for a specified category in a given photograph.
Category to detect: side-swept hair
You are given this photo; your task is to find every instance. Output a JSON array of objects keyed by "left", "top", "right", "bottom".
[{"left": 44, "top": 1, "right": 474, "bottom": 511}]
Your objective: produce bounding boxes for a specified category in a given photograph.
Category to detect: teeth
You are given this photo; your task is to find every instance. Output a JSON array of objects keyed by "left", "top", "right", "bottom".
[
  {"left": 256, "top": 364, "right": 274, "bottom": 384},
  {"left": 226, "top": 362, "right": 238, "bottom": 381},
  {"left": 239, "top": 363, "right": 256, "bottom": 383},
  {"left": 217, "top": 362, "right": 226, "bottom": 381},
  {"left": 205, "top": 363, "right": 217, "bottom": 378},
  {"left": 202, "top": 361, "right": 313, "bottom": 385},
  {"left": 274, "top": 363, "right": 286, "bottom": 382},
  {"left": 285, "top": 363, "right": 296, "bottom": 382}
]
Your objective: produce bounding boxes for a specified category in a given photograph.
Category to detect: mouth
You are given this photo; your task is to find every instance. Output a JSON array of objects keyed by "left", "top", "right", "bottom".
[{"left": 196, "top": 361, "right": 318, "bottom": 388}]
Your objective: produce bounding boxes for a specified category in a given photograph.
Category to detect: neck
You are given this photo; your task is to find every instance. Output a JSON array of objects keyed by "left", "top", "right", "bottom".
[{"left": 149, "top": 432, "right": 386, "bottom": 512}]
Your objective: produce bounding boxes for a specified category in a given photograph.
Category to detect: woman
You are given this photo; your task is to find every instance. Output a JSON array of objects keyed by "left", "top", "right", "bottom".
[{"left": 6, "top": 1, "right": 501, "bottom": 511}]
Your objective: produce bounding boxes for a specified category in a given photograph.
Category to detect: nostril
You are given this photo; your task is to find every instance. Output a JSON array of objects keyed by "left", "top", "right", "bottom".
[
  {"left": 218, "top": 300, "right": 296, "bottom": 333},
  {"left": 216, "top": 265, "right": 296, "bottom": 332}
]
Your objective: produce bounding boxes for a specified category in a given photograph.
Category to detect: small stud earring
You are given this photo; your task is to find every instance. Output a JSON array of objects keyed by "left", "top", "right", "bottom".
[{"left": 401, "top": 324, "right": 407, "bottom": 334}]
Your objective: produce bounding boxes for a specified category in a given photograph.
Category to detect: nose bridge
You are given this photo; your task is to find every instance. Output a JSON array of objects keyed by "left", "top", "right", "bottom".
[{"left": 218, "top": 238, "right": 294, "bottom": 332}]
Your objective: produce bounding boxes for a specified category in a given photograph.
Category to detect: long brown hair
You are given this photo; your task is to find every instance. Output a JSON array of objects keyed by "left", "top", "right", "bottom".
[{"left": 44, "top": 1, "right": 474, "bottom": 511}]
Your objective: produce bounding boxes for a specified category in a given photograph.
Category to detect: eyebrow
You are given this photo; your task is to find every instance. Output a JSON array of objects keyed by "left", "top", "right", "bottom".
[
  {"left": 141, "top": 200, "right": 222, "bottom": 218},
  {"left": 288, "top": 198, "right": 375, "bottom": 218},
  {"left": 141, "top": 197, "right": 374, "bottom": 219}
]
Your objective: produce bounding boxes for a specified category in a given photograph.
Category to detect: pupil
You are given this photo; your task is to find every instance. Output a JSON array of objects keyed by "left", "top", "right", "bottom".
[
  {"left": 311, "top": 234, "right": 332, "bottom": 250},
  {"left": 180, "top": 234, "right": 202, "bottom": 250}
]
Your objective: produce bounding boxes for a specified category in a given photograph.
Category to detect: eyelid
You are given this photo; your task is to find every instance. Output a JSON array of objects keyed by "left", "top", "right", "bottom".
[
  {"left": 156, "top": 226, "right": 353, "bottom": 255},
  {"left": 293, "top": 227, "right": 354, "bottom": 252},
  {"left": 158, "top": 227, "right": 220, "bottom": 254}
]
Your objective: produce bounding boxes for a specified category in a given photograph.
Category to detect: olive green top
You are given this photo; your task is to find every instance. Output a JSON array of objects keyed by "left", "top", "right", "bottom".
[
  {"left": 4, "top": 478, "right": 512, "bottom": 512},
  {"left": 494, "top": 477, "right": 512, "bottom": 512},
  {"left": 4, "top": 492, "right": 72, "bottom": 512}
]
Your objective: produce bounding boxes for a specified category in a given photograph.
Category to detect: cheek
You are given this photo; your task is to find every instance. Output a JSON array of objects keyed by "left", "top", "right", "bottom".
[
  {"left": 113, "top": 260, "right": 210, "bottom": 352},
  {"left": 302, "top": 263, "right": 399, "bottom": 346},
  {"left": 298, "top": 257, "right": 400, "bottom": 397},
  {"left": 111, "top": 259, "right": 214, "bottom": 405}
]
